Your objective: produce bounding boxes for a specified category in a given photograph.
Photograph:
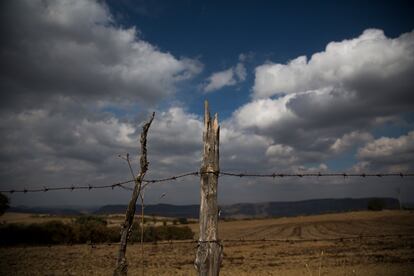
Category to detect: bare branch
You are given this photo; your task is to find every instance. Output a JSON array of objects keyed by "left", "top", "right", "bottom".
[
  {"left": 126, "top": 153, "right": 137, "bottom": 183},
  {"left": 118, "top": 153, "right": 137, "bottom": 182}
]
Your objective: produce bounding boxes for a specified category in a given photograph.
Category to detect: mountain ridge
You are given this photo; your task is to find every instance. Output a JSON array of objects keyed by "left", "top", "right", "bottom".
[{"left": 9, "top": 197, "right": 399, "bottom": 218}]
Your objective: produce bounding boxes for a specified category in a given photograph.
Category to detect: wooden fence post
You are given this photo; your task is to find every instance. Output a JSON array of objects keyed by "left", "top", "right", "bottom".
[
  {"left": 195, "top": 101, "right": 222, "bottom": 275},
  {"left": 114, "top": 112, "right": 155, "bottom": 276}
]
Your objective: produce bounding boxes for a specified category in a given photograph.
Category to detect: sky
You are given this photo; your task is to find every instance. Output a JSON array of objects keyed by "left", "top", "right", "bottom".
[{"left": 1, "top": 0, "right": 413, "bottom": 207}]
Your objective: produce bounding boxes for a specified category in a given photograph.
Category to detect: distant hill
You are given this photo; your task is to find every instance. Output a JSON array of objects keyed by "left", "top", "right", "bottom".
[
  {"left": 95, "top": 203, "right": 199, "bottom": 218},
  {"left": 221, "top": 197, "right": 399, "bottom": 218},
  {"left": 8, "top": 198, "right": 399, "bottom": 218},
  {"left": 8, "top": 205, "right": 96, "bottom": 216},
  {"left": 94, "top": 197, "right": 400, "bottom": 218}
]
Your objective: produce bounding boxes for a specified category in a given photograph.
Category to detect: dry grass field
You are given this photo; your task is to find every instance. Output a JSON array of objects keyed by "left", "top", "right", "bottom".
[
  {"left": 1, "top": 210, "right": 414, "bottom": 275},
  {"left": 0, "top": 213, "right": 74, "bottom": 225}
]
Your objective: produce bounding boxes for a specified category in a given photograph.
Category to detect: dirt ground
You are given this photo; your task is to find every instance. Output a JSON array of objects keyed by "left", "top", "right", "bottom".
[{"left": 1, "top": 210, "right": 413, "bottom": 275}]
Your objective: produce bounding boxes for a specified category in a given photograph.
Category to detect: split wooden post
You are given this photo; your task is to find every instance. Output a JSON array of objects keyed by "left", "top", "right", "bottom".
[{"left": 195, "top": 101, "right": 222, "bottom": 275}]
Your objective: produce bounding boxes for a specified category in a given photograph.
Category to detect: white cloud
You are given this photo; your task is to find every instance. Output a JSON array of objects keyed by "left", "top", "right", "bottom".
[
  {"left": 232, "top": 96, "right": 295, "bottom": 130},
  {"left": 266, "top": 144, "right": 295, "bottom": 157},
  {"left": 220, "top": 124, "right": 271, "bottom": 169},
  {"left": 330, "top": 131, "right": 373, "bottom": 154},
  {"left": 150, "top": 107, "right": 203, "bottom": 157},
  {"left": 265, "top": 144, "right": 297, "bottom": 165},
  {"left": 254, "top": 29, "right": 414, "bottom": 98},
  {"left": 297, "top": 163, "right": 328, "bottom": 173},
  {"left": 204, "top": 68, "right": 237, "bottom": 92},
  {"left": 235, "top": 62, "right": 247, "bottom": 81},
  {"left": 203, "top": 58, "right": 247, "bottom": 92},
  {"left": 357, "top": 131, "right": 414, "bottom": 161},
  {"left": 353, "top": 131, "right": 414, "bottom": 172}
]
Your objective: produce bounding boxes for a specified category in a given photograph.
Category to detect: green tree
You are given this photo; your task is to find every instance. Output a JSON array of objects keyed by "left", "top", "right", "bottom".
[{"left": 0, "top": 193, "right": 9, "bottom": 216}]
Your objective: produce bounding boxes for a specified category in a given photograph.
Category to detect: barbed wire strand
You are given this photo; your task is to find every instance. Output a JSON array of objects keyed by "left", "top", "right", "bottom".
[
  {"left": 0, "top": 179, "right": 135, "bottom": 194},
  {"left": 1, "top": 171, "right": 413, "bottom": 194},
  {"left": 219, "top": 172, "right": 414, "bottom": 178},
  {"left": 84, "top": 233, "right": 414, "bottom": 247}
]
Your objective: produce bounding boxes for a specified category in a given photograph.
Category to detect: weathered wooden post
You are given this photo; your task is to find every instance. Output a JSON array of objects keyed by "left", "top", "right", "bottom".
[
  {"left": 114, "top": 112, "right": 155, "bottom": 276},
  {"left": 195, "top": 101, "right": 222, "bottom": 275}
]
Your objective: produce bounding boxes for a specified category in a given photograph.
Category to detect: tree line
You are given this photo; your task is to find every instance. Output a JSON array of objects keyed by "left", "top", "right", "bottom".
[{"left": 0, "top": 215, "right": 194, "bottom": 246}]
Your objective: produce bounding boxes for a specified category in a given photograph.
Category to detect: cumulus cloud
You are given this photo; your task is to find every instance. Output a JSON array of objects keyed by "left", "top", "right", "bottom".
[
  {"left": 232, "top": 96, "right": 295, "bottom": 131},
  {"left": 227, "top": 29, "right": 414, "bottom": 169},
  {"left": 254, "top": 29, "right": 414, "bottom": 98},
  {"left": 355, "top": 131, "right": 414, "bottom": 172},
  {"left": 203, "top": 57, "right": 247, "bottom": 92},
  {"left": 265, "top": 144, "right": 297, "bottom": 165},
  {"left": 0, "top": 0, "right": 202, "bottom": 109},
  {"left": 203, "top": 68, "right": 237, "bottom": 92},
  {"left": 148, "top": 107, "right": 203, "bottom": 170},
  {"left": 234, "top": 62, "right": 247, "bottom": 81},
  {"left": 220, "top": 124, "right": 271, "bottom": 170},
  {"left": 330, "top": 131, "right": 373, "bottom": 154}
]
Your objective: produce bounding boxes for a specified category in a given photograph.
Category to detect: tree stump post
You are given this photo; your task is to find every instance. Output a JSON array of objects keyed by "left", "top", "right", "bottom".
[
  {"left": 195, "top": 101, "right": 222, "bottom": 276},
  {"left": 114, "top": 112, "right": 154, "bottom": 276}
]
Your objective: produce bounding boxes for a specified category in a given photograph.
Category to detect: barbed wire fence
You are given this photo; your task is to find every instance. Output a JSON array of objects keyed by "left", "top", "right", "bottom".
[
  {"left": 1, "top": 171, "right": 413, "bottom": 194},
  {"left": 2, "top": 169, "right": 413, "bottom": 244}
]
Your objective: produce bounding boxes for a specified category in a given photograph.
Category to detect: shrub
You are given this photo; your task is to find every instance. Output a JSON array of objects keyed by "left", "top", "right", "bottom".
[
  {"left": 0, "top": 221, "right": 75, "bottom": 245},
  {"left": 0, "top": 193, "right": 9, "bottom": 216},
  {"left": 0, "top": 217, "right": 194, "bottom": 245},
  {"left": 106, "top": 226, "right": 121, "bottom": 243},
  {"left": 73, "top": 216, "right": 109, "bottom": 243},
  {"left": 368, "top": 198, "right": 385, "bottom": 211},
  {"left": 74, "top": 215, "right": 107, "bottom": 226}
]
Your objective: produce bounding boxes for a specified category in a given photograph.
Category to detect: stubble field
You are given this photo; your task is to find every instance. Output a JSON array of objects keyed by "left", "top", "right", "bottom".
[{"left": 1, "top": 210, "right": 413, "bottom": 275}]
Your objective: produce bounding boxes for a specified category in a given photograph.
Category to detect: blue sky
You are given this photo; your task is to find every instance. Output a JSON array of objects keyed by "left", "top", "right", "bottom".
[{"left": 1, "top": 0, "right": 413, "bottom": 206}]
